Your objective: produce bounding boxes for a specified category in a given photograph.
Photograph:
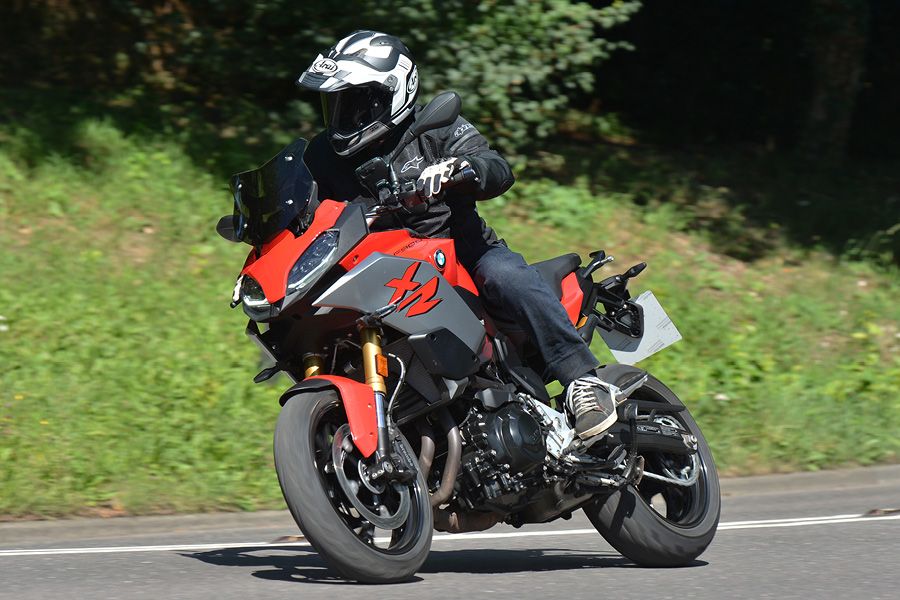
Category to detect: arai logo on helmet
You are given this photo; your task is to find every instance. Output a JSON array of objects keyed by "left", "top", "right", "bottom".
[
  {"left": 406, "top": 67, "right": 418, "bottom": 95},
  {"left": 312, "top": 58, "right": 338, "bottom": 75}
]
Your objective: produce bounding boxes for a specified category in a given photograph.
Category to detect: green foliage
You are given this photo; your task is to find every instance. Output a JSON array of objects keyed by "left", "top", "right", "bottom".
[
  {"left": 403, "top": 0, "right": 641, "bottom": 159},
  {"left": 535, "top": 140, "right": 900, "bottom": 267},
  {"left": 1, "top": 120, "right": 897, "bottom": 517},
  {"left": 1, "top": 0, "right": 897, "bottom": 520},
  {"left": 0, "top": 1, "right": 640, "bottom": 162}
]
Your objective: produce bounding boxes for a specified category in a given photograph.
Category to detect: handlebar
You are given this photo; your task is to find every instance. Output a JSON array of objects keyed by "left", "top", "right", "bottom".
[
  {"left": 365, "top": 164, "right": 479, "bottom": 223},
  {"left": 450, "top": 165, "right": 478, "bottom": 187},
  {"left": 395, "top": 164, "right": 479, "bottom": 207}
]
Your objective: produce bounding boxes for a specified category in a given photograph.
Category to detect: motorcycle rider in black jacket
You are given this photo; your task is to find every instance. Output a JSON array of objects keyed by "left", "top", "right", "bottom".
[{"left": 298, "top": 31, "right": 618, "bottom": 440}]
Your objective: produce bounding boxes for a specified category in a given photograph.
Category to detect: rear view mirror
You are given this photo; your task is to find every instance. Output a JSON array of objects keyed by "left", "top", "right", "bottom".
[
  {"left": 216, "top": 215, "right": 241, "bottom": 243},
  {"left": 387, "top": 91, "right": 463, "bottom": 165},
  {"left": 623, "top": 262, "right": 647, "bottom": 280},
  {"left": 409, "top": 92, "right": 461, "bottom": 138}
]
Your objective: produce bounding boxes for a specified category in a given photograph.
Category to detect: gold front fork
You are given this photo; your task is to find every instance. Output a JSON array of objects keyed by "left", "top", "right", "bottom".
[
  {"left": 360, "top": 326, "right": 390, "bottom": 458},
  {"left": 360, "top": 327, "right": 387, "bottom": 394},
  {"left": 302, "top": 354, "right": 324, "bottom": 379}
]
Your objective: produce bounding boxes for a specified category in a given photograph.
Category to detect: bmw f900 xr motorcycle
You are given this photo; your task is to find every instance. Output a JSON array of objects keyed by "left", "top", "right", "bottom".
[{"left": 217, "top": 93, "right": 720, "bottom": 583}]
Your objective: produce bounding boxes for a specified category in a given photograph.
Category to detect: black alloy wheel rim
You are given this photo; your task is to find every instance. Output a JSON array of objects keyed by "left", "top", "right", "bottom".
[{"left": 310, "top": 400, "right": 428, "bottom": 554}]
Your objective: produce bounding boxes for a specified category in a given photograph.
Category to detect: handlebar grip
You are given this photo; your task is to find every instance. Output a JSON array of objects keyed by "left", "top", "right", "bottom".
[
  {"left": 449, "top": 165, "right": 478, "bottom": 186},
  {"left": 395, "top": 164, "right": 478, "bottom": 210}
]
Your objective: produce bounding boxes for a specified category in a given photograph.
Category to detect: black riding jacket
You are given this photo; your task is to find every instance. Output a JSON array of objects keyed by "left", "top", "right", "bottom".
[{"left": 303, "top": 106, "right": 515, "bottom": 267}]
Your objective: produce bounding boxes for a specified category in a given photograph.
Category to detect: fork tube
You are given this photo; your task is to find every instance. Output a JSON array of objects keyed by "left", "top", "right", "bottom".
[
  {"left": 360, "top": 327, "right": 390, "bottom": 458},
  {"left": 302, "top": 354, "right": 324, "bottom": 379}
]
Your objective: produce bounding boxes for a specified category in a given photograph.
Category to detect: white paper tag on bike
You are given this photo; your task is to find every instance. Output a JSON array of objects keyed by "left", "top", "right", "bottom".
[{"left": 599, "top": 290, "right": 682, "bottom": 365}]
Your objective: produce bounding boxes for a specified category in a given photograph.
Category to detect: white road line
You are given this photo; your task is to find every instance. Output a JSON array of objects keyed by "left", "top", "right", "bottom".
[
  {"left": 1, "top": 513, "right": 898, "bottom": 557},
  {"left": 721, "top": 513, "right": 860, "bottom": 526},
  {"left": 718, "top": 514, "right": 900, "bottom": 530},
  {"left": 0, "top": 541, "right": 312, "bottom": 556}
]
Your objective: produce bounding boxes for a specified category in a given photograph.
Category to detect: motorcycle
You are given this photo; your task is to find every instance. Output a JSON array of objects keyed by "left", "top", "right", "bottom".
[{"left": 216, "top": 92, "right": 720, "bottom": 583}]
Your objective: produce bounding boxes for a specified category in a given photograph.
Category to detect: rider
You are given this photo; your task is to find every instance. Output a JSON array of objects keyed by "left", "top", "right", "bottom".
[{"left": 297, "top": 30, "right": 618, "bottom": 441}]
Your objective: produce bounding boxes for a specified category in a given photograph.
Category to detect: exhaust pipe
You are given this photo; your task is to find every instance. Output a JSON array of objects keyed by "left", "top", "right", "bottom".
[
  {"left": 421, "top": 410, "right": 502, "bottom": 533},
  {"left": 417, "top": 421, "right": 436, "bottom": 475},
  {"left": 430, "top": 409, "right": 462, "bottom": 507}
]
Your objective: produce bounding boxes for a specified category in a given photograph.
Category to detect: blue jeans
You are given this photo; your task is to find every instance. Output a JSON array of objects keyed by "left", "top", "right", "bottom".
[{"left": 465, "top": 243, "right": 599, "bottom": 387}]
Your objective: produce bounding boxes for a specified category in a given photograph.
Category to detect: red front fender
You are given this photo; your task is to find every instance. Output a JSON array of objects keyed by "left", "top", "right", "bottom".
[{"left": 279, "top": 376, "right": 378, "bottom": 458}]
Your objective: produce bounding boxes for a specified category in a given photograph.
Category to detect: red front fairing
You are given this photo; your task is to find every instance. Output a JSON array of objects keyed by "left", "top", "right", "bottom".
[
  {"left": 241, "top": 200, "right": 345, "bottom": 303},
  {"left": 238, "top": 200, "right": 586, "bottom": 460},
  {"left": 241, "top": 200, "right": 479, "bottom": 303}
]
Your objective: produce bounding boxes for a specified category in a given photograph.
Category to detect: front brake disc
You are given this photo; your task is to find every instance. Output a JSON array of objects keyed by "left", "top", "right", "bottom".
[{"left": 331, "top": 424, "right": 410, "bottom": 530}]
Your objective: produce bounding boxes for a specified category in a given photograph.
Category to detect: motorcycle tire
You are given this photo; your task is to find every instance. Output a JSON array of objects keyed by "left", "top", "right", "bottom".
[
  {"left": 274, "top": 389, "right": 433, "bottom": 583},
  {"left": 583, "top": 364, "right": 720, "bottom": 567}
]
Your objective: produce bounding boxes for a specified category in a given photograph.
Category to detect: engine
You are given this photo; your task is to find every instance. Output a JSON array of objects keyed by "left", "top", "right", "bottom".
[{"left": 457, "top": 400, "right": 548, "bottom": 511}]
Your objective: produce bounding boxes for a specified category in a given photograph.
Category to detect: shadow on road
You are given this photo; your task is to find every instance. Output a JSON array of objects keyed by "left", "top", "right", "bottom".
[
  {"left": 183, "top": 544, "right": 707, "bottom": 584},
  {"left": 422, "top": 547, "right": 635, "bottom": 574}
]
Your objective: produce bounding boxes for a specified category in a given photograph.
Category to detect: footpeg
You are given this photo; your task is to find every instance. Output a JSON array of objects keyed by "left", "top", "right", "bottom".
[
  {"left": 563, "top": 430, "right": 609, "bottom": 456},
  {"left": 613, "top": 372, "right": 648, "bottom": 404}
]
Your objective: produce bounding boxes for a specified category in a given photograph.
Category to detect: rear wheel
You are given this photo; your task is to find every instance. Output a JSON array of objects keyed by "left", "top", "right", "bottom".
[
  {"left": 274, "top": 389, "right": 432, "bottom": 583},
  {"left": 583, "top": 364, "right": 720, "bottom": 567}
]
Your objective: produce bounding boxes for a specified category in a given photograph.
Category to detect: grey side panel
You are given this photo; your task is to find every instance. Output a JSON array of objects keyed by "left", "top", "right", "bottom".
[
  {"left": 314, "top": 253, "right": 485, "bottom": 353},
  {"left": 332, "top": 202, "right": 369, "bottom": 256}
]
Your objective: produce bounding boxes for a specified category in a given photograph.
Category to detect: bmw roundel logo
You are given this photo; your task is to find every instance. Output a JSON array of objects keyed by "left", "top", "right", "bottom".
[{"left": 434, "top": 249, "right": 446, "bottom": 270}]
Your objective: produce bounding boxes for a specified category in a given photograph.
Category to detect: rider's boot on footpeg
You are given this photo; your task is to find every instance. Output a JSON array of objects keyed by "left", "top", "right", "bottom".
[{"left": 565, "top": 369, "right": 648, "bottom": 440}]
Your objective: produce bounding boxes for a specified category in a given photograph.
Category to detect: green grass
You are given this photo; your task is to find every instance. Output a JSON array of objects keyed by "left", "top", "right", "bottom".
[
  {"left": 0, "top": 121, "right": 284, "bottom": 517},
  {"left": 1, "top": 119, "right": 898, "bottom": 518}
]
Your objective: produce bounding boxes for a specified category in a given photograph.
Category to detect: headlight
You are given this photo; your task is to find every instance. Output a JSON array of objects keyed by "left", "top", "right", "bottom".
[
  {"left": 287, "top": 230, "right": 340, "bottom": 296},
  {"left": 240, "top": 276, "right": 270, "bottom": 308}
]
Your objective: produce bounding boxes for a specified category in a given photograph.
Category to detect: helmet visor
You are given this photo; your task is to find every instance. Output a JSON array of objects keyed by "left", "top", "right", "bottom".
[{"left": 322, "top": 86, "right": 392, "bottom": 136}]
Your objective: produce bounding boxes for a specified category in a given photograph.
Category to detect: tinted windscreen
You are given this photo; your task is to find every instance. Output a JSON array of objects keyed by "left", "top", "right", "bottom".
[{"left": 230, "top": 138, "right": 315, "bottom": 246}]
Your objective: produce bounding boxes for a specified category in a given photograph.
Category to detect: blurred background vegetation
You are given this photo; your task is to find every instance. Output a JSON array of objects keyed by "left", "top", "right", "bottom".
[{"left": 1, "top": 0, "right": 897, "bottom": 518}]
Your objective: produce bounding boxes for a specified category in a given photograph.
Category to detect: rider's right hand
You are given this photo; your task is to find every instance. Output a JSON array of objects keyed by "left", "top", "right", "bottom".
[{"left": 415, "top": 158, "right": 470, "bottom": 200}]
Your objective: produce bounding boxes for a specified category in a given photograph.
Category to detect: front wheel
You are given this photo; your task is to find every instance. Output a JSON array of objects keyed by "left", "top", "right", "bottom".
[
  {"left": 583, "top": 365, "right": 720, "bottom": 567},
  {"left": 273, "top": 389, "right": 432, "bottom": 583}
]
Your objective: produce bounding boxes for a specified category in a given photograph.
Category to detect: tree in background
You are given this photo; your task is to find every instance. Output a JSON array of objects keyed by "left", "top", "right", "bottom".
[
  {"left": 4, "top": 0, "right": 898, "bottom": 162},
  {"left": 0, "top": 0, "right": 640, "bottom": 162},
  {"left": 400, "top": 0, "right": 641, "bottom": 159},
  {"left": 798, "top": 0, "right": 870, "bottom": 163},
  {"left": 595, "top": 0, "right": 896, "bottom": 161}
]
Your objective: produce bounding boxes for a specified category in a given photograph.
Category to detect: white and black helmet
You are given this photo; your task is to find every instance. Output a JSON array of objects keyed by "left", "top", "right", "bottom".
[{"left": 297, "top": 31, "right": 419, "bottom": 156}]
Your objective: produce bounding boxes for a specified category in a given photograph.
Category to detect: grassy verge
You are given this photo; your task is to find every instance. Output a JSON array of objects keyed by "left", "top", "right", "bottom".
[{"left": 0, "top": 120, "right": 897, "bottom": 518}]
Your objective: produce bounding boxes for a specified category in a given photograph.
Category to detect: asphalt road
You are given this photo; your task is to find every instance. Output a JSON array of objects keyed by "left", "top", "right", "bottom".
[{"left": 1, "top": 465, "right": 898, "bottom": 600}]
